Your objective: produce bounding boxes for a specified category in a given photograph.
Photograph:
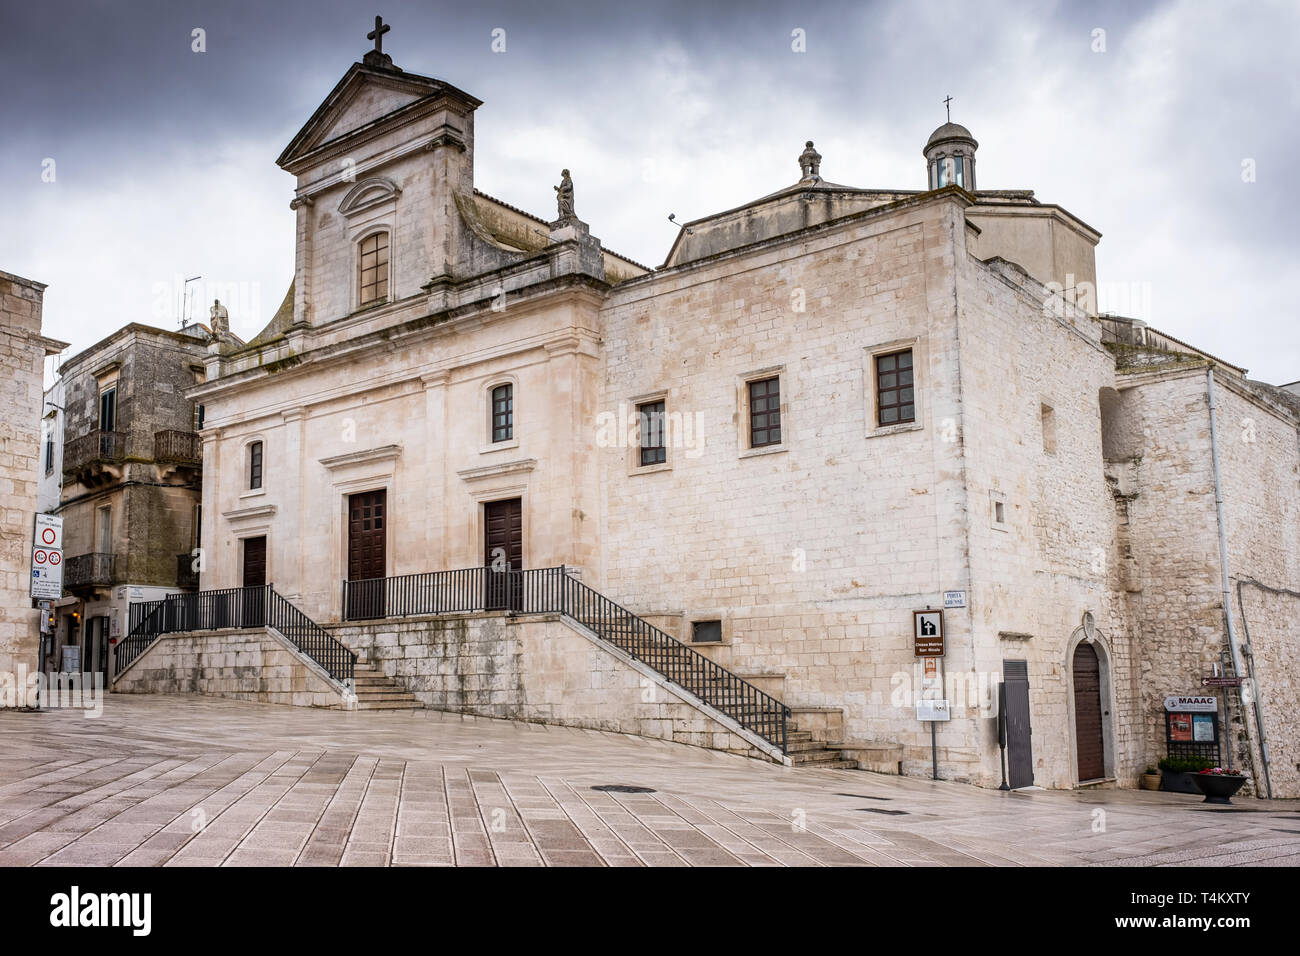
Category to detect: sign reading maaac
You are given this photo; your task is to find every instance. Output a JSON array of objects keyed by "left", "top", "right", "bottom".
[{"left": 1164, "top": 695, "right": 1218, "bottom": 713}]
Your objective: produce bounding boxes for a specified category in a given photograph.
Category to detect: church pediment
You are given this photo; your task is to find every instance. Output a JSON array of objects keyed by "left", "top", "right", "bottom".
[{"left": 277, "top": 63, "right": 478, "bottom": 170}]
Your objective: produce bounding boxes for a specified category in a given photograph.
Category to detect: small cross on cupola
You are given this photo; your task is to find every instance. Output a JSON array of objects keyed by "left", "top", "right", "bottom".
[{"left": 363, "top": 15, "right": 397, "bottom": 69}]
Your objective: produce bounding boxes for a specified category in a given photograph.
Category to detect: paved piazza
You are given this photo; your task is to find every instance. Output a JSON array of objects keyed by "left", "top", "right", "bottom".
[{"left": 1, "top": 695, "right": 1297, "bottom": 867}]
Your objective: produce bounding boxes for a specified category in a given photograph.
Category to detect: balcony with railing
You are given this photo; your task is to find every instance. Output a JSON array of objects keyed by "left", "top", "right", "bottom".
[
  {"left": 155, "top": 429, "right": 202, "bottom": 478},
  {"left": 62, "top": 429, "right": 126, "bottom": 484},
  {"left": 65, "top": 552, "right": 118, "bottom": 590},
  {"left": 154, "top": 429, "right": 201, "bottom": 465}
]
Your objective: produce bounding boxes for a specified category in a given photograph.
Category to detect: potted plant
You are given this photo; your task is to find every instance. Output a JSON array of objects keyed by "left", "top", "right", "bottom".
[
  {"left": 1141, "top": 766, "right": 1162, "bottom": 790},
  {"left": 1192, "top": 767, "right": 1248, "bottom": 804},
  {"left": 1158, "top": 755, "right": 1214, "bottom": 793}
]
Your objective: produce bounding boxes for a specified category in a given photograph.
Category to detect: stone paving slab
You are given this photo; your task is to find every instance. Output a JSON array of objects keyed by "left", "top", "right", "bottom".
[{"left": 0, "top": 694, "right": 1297, "bottom": 867}]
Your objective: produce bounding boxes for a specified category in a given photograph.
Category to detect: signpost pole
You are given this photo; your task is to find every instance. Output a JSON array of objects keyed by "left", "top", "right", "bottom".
[
  {"left": 931, "top": 720, "right": 938, "bottom": 780},
  {"left": 1219, "top": 655, "right": 1233, "bottom": 770}
]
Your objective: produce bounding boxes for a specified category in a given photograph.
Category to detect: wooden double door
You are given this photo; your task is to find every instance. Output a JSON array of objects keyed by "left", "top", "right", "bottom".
[
  {"left": 484, "top": 498, "right": 522, "bottom": 610},
  {"left": 347, "top": 490, "right": 387, "bottom": 620}
]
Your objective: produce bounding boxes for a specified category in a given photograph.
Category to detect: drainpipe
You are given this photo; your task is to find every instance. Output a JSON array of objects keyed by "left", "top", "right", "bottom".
[{"left": 1206, "top": 367, "right": 1270, "bottom": 796}]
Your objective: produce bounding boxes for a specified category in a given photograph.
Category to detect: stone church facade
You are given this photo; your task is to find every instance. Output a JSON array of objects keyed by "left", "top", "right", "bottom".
[{"left": 186, "top": 36, "right": 1299, "bottom": 795}]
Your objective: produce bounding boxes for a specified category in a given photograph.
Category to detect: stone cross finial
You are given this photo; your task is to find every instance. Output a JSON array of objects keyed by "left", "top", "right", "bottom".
[
  {"left": 368, "top": 16, "right": 390, "bottom": 54},
  {"left": 554, "top": 169, "right": 575, "bottom": 221},
  {"left": 798, "top": 141, "right": 822, "bottom": 181}
]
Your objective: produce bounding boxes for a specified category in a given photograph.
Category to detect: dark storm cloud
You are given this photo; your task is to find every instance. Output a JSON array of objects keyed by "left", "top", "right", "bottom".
[{"left": 2, "top": 0, "right": 1296, "bottom": 382}]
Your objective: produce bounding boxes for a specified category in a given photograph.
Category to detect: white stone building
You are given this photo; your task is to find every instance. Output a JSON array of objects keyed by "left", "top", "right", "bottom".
[{"left": 173, "top": 34, "right": 1298, "bottom": 794}]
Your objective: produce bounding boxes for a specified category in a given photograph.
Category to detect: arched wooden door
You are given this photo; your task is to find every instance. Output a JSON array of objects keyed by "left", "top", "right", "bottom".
[{"left": 1073, "top": 642, "right": 1105, "bottom": 781}]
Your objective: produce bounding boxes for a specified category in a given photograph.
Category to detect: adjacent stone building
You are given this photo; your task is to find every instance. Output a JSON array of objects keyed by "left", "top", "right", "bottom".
[
  {"left": 0, "top": 270, "right": 68, "bottom": 701},
  {"left": 169, "top": 32, "right": 1298, "bottom": 793},
  {"left": 55, "top": 322, "right": 214, "bottom": 679}
]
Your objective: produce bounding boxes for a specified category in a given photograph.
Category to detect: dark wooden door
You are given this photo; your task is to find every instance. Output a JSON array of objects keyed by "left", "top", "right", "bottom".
[
  {"left": 1002, "top": 660, "right": 1034, "bottom": 789},
  {"left": 242, "top": 536, "right": 266, "bottom": 627},
  {"left": 484, "top": 498, "right": 523, "bottom": 610},
  {"left": 1073, "top": 643, "right": 1106, "bottom": 781},
  {"left": 347, "top": 490, "right": 387, "bottom": 619}
]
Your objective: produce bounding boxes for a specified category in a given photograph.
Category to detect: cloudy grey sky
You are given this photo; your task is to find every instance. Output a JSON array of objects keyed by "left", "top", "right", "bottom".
[{"left": 3, "top": 0, "right": 1296, "bottom": 384}]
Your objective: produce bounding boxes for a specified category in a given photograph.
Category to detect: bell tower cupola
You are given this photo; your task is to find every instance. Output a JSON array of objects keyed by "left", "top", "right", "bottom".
[{"left": 924, "top": 103, "right": 978, "bottom": 191}]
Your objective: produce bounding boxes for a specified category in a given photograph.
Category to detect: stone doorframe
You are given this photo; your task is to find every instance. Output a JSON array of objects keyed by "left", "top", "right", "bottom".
[{"left": 1064, "top": 615, "right": 1118, "bottom": 785}]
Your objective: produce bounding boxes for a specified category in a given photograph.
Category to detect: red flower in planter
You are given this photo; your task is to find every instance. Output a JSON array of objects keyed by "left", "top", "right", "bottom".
[{"left": 1198, "top": 767, "right": 1244, "bottom": 776}]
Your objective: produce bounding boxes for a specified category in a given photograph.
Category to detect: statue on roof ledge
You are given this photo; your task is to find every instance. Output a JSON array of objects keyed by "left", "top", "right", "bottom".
[
  {"left": 554, "top": 169, "right": 575, "bottom": 221},
  {"left": 798, "top": 141, "right": 822, "bottom": 181},
  {"left": 209, "top": 299, "right": 229, "bottom": 337}
]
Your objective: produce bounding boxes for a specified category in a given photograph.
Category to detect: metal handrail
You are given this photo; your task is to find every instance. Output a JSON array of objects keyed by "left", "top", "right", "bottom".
[
  {"left": 342, "top": 566, "right": 789, "bottom": 752},
  {"left": 117, "top": 584, "right": 356, "bottom": 686}
]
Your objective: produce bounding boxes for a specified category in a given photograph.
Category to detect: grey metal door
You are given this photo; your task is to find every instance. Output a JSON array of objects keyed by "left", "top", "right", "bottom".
[{"left": 1002, "top": 660, "right": 1034, "bottom": 789}]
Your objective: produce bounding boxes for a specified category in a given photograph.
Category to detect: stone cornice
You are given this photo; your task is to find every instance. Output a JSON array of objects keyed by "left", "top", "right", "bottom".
[
  {"left": 456, "top": 458, "right": 537, "bottom": 482},
  {"left": 319, "top": 444, "right": 402, "bottom": 470},
  {"left": 222, "top": 504, "right": 276, "bottom": 521}
]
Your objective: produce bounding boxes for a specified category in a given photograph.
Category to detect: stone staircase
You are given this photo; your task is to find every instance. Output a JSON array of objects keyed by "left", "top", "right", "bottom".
[
  {"left": 349, "top": 662, "right": 424, "bottom": 711},
  {"left": 785, "top": 718, "right": 860, "bottom": 769}
]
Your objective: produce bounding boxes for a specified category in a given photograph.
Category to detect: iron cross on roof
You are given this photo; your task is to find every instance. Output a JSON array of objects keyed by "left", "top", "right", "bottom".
[
  {"left": 368, "top": 16, "right": 391, "bottom": 54},
  {"left": 944, "top": 95, "right": 953, "bottom": 122}
]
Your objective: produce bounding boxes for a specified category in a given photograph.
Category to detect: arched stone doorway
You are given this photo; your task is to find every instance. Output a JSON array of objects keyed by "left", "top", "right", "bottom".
[{"left": 1067, "top": 615, "right": 1116, "bottom": 784}]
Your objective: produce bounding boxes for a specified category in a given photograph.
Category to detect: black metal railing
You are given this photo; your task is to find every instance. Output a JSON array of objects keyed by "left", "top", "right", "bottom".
[
  {"left": 267, "top": 590, "right": 355, "bottom": 685},
  {"left": 116, "top": 598, "right": 166, "bottom": 673},
  {"left": 341, "top": 566, "right": 788, "bottom": 753},
  {"left": 342, "top": 566, "right": 568, "bottom": 621},
  {"left": 116, "top": 585, "right": 356, "bottom": 686}
]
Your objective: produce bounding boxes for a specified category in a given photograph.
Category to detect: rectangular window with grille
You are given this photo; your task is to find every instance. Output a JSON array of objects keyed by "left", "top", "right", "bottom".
[
  {"left": 358, "top": 232, "right": 389, "bottom": 306},
  {"left": 637, "top": 400, "right": 666, "bottom": 466},
  {"left": 692, "top": 620, "right": 722, "bottom": 643},
  {"left": 876, "top": 350, "right": 914, "bottom": 425},
  {"left": 491, "top": 384, "right": 513, "bottom": 442},
  {"left": 748, "top": 376, "right": 781, "bottom": 447},
  {"left": 249, "top": 440, "right": 263, "bottom": 490}
]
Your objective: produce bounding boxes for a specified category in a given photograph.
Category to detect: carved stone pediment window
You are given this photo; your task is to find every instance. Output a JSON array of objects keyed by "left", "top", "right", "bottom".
[{"left": 338, "top": 176, "right": 401, "bottom": 218}]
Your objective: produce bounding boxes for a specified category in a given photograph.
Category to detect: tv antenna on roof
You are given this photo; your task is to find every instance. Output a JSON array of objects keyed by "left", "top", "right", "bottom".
[{"left": 181, "top": 275, "right": 202, "bottom": 328}]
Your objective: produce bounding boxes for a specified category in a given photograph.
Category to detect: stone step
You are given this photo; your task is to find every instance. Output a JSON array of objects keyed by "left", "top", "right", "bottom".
[
  {"left": 794, "top": 759, "right": 861, "bottom": 771},
  {"left": 785, "top": 739, "right": 831, "bottom": 753},
  {"left": 353, "top": 691, "right": 420, "bottom": 702},
  {"left": 790, "top": 748, "right": 856, "bottom": 765},
  {"left": 354, "top": 700, "right": 424, "bottom": 711}
]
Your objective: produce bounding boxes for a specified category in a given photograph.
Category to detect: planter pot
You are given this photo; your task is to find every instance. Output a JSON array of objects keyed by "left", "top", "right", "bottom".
[
  {"left": 1192, "top": 773, "right": 1247, "bottom": 805},
  {"left": 1140, "top": 773, "right": 1162, "bottom": 791},
  {"left": 1160, "top": 770, "right": 1201, "bottom": 794}
]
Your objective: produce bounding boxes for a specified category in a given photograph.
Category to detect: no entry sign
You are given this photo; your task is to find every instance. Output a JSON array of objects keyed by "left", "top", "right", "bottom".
[
  {"left": 31, "top": 513, "right": 64, "bottom": 599},
  {"left": 35, "top": 513, "right": 62, "bottom": 550}
]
